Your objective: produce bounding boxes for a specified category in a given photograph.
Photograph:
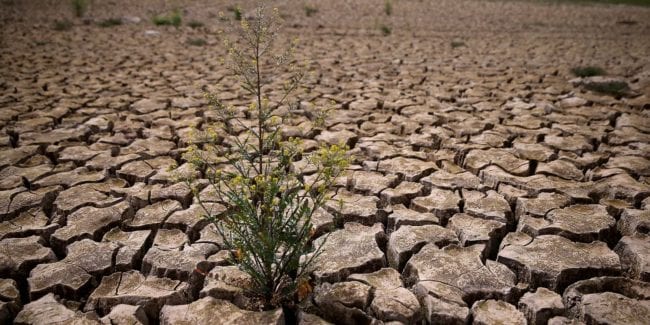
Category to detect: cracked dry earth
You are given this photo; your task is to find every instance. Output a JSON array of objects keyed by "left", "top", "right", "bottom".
[{"left": 2, "top": 0, "right": 650, "bottom": 324}]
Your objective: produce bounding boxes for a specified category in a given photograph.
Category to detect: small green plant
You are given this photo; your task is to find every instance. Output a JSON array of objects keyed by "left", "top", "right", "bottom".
[
  {"left": 97, "top": 18, "right": 122, "bottom": 28},
  {"left": 187, "top": 20, "right": 204, "bottom": 28},
  {"left": 451, "top": 40, "right": 466, "bottom": 48},
  {"left": 384, "top": 0, "right": 393, "bottom": 15},
  {"left": 180, "top": 6, "right": 349, "bottom": 309},
  {"left": 380, "top": 24, "right": 392, "bottom": 36},
  {"left": 584, "top": 80, "right": 629, "bottom": 97},
  {"left": 53, "top": 19, "right": 73, "bottom": 31},
  {"left": 227, "top": 5, "right": 243, "bottom": 20},
  {"left": 571, "top": 66, "right": 606, "bottom": 78},
  {"left": 187, "top": 37, "right": 206, "bottom": 46},
  {"left": 153, "top": 10, "right": 182, "bottom": 27},
  {"left": 304, "top": 5, "right": 318, "bottom": 17},
  {"left": 71, "top": 0, "right": 88, "bottom": 18}
]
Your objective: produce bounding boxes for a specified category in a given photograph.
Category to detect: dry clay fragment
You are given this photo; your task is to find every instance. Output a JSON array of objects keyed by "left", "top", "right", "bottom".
[
  {"left": 309, "top": 222, "right": 386, "bottom": 283},
  {"left": 85, "top": 270, "right": 191, "bottom": 320},
  {"left": 471, "top": 299, "right": 526, "bottom": 325},
  {"left": 160, "top": 297, "right": 283, "bottom": 324},
  {"left": 404, "top": 244, "right": 518, "bottom": 303},
  {"left": 28, "top": 239, "right": 118, "bottom": 300},
  {"left": 563, "top": 277, "right": 650, "bottom": 325},
  {"left": 498, "top": 235, "right": 620, "bottom": 291},
  {"left": 14, "top": 293, "right": 98, "bottom": 325},
  {"left": 0, "top": 235, "right": 56, "bottom": 278}
]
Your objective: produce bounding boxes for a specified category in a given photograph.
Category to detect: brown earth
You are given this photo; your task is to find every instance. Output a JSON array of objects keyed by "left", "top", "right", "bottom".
[{"left": 1, "top": 0, "right": 650, "bottom": 324}]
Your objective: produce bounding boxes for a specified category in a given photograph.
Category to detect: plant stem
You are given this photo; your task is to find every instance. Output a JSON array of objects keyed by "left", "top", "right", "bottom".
[{"left": 256, "top": 28, "right": 263, "bottom": 175}]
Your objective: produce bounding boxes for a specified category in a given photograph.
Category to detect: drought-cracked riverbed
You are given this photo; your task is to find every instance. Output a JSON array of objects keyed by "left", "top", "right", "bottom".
[{"left": 1, "top": 0, "right": 650, "bottom": 323}]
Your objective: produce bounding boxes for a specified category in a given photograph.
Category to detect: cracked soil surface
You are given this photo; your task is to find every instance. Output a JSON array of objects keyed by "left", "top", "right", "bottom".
[{"left": 1, "top": 0, "right": 650, "bottom": 324}]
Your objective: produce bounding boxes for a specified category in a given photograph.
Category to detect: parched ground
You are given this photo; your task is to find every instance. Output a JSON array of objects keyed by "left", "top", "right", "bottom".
[{"left": 2, "top": 0, "right": 650, "bottom": 324}]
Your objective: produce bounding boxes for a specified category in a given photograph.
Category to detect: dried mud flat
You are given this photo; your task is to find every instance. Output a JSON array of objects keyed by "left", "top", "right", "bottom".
[{"left": 1, "top": 0, "right": 650, "bottom": 324}]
